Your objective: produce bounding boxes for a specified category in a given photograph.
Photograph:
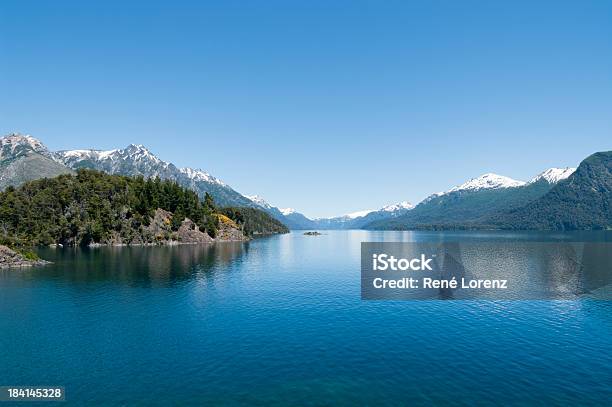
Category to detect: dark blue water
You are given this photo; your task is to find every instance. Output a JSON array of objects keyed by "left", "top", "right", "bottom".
[{"left": 1, "top": 231, "right": 611, "bottom": 405}]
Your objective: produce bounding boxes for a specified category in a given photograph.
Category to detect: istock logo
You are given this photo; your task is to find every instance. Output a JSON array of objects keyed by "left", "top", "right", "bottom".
[{"left": 372, "top": 253, "right": 434, "bottom": 271}]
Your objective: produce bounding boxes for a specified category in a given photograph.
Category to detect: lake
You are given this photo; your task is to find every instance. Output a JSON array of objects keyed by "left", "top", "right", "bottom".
[{"left": 1, "top": 231, "right": 611, "bottom": 405}]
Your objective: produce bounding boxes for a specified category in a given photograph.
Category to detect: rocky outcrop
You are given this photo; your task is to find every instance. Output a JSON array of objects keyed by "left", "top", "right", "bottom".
[
  {"left": 177, "top": 218, "right": 214, "bottom": 244},
  {"left": 215, "top": 214, "right": 248, "bottom": 241},
  {"left": 0, "top": 245, "right": 48, "bottom": 268},
  {"left": 147, "top": 208, "right": 174, "bottom": 241},
  {"left": 87, "top": 209, "right": 244, "bottom": 246}
]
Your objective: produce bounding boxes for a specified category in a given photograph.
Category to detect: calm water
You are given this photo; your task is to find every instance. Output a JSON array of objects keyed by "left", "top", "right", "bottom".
[{"left": 1, "top": 231, "right": 611, "bottom": 406}]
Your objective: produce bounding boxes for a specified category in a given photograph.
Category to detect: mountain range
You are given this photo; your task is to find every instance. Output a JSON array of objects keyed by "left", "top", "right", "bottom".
[
  {"left": 0, "top": 133, "right": 415, "bottom": 229},
  {"left": 364, "top": 169, "right": 577, "bottom": 230},
  {"left": 244, "top": 195, "right": 414, "bottom": 229},
  {"left": 492, "top": 151, "right": 612, "bottom": 230},
  {"left": 1, "top": 133, "right": 609, "bottom": 231},
  {"left": 53, "top": 143, "right": 256, "bottom": 208}
]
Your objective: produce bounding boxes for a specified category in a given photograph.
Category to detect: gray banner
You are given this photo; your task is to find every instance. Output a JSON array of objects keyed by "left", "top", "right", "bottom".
[{"left": 361, "top": 242, "right": 612, "bottom": 300}]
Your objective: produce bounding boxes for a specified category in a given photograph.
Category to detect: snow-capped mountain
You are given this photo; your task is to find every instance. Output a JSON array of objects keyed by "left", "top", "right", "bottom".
[
  {"left": 244, "top": 192, "right": 414, "bottom": 230},
  {"left": 245, "top": 195, "right": 273, "bottom": 209},
  {"left": 337, "top": 209, "right": 375, "bottom": 220},
  {"left": 0, "top": 133, "right": 50, "bottom": 159},
  {"left": 55, "top": 144, "right": 225, "bottom": 186},
  {"left": 381, "top": 201, "right": 414, "bottom": 212},
  {"left": 244, "top": 194, "right": 314, "bottom": 229},
  {"left": 308, "top": 201, "right": 414, "bottom": 229},
  {"left": 529, "top": 167, "right": 576, "bottom": 184},
  {"left": 0, "top": 134, "right": 74, "bottom": 190},
  {"left": 448, "top": 173, "right": 526, "bottom": 193},
  {"left": 364, "top": 166, "right": 580, "bottom": 230},
  {"left": 417, "top": 174, "right": 526, "bottom": 205},
  {"left": 3, "top": 132, "right": 589, "bottom": 232},
  {"left": 53, "top": 143, "right": 252, "bottom": 207}
]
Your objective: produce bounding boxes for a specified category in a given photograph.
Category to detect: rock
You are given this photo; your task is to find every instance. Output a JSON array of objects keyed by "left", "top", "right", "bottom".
[
  {"left": 0, "top": 244, "right": 49, "bottom": 268},
  {"left": 147, "top": 208, "right": 173, "bottom": 236},
  {"left": 177, "top": 218, "right": 214, "bottom": 244},
  {"left": 215, "top": 214, "right": 249, "bottom": 241}
]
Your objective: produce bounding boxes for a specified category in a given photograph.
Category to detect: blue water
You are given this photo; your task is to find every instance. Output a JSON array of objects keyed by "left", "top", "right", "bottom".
[{"left": 1, "top": 231, "right": 611, "bottom": 405}]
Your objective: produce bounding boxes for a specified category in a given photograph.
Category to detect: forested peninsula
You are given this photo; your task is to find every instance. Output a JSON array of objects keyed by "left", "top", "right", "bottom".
[{"left": 0, "top": 170, "right": 288, "bottom": 255}]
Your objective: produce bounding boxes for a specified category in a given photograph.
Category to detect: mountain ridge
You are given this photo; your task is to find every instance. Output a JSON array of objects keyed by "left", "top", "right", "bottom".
[
  {"left": 0, "top": 133, "right": 74, "bottom": 190},
  {"left": 2, "top": 133, "right": 604, "bottom": 231},
  {"left": 364, "top": 167, "right": 579, "bottom": 230},
  {"left": 491, "top": 152, "right": 611, "bottom": 230}
]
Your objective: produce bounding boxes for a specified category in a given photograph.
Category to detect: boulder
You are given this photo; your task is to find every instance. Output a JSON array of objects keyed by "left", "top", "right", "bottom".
[{"left": 178, "top": 218, "right": 214, "bottom": 244}]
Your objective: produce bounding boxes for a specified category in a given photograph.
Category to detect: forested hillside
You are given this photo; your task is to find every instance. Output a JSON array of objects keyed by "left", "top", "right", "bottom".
[
  {"left": 220, "top": 207, "right": 290, "bottom": 236},
  {"left": 0, "top": 170, "right": 288, "bottom": 247},
  {"left": 364, "top": 180, "right": 553, "bottom": 230},
  {"left": 493, "top": 151, "right": 612, "bottom": 230}
]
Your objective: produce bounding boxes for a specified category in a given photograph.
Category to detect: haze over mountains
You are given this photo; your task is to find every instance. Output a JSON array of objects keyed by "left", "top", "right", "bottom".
[
  {"left": 1, "top": 133, "right": 609, "bottom": 230},
  {"left": 244, "top": 195, "right": 414, "bottom": 229}
]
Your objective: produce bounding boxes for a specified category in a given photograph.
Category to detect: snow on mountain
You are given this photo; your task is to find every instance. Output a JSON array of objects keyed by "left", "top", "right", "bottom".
[
  {"left": 0, "top": 133, "right": 49, "bottom": 159},
  {"left": 56, "top": 149, "right": 117, "bottom": 162},
  {"left": 280, "top": 208, "right": 296, "bottom": 216},
  {"left": 343, "top": 209, "right": 375, "bottom": 219},
  {"left": 246, "top": 195, "right": 273, "bottom": 209},
  {"left": 53, "top": 143, "right": 252, "bottom": 207},
  {"left": 447, "top": 173, "right": 526, "bottom": 193},
  {"left": 0, "top": 134, "right": 74, "bottom": 190},
  {"left": 421, "top": 192, "right": 445, "bottom": 204},
  {"left": 381, "top": 201, "right": 414, "bottom": 212},
  {"left": 529, "top": 167, "right": 576, "bottom": 184},
  {"left": 57, "top": 144, "right": 167, "bottom": 168},
  {"left": 55, "top": 144, "right": 225, "bottom": 186},
  {"left": 179, "top": 167, "right": 225, "bottom": 185}
]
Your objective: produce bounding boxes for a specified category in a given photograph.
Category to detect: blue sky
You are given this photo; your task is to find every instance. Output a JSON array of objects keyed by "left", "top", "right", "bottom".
[{"left": 1, "top": 0, "right": 611, "bottom": 217}]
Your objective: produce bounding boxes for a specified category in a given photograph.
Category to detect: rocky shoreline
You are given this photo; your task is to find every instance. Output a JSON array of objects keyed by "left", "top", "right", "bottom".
[
  {"left": 74, "top": 209, "right": 249, "bottom": 247},
  {"left": 1, "top": 211, "right": 249, "bottom": 268},
  {"left": 0, "top": 245, "right": 49, "bottom": 268}
]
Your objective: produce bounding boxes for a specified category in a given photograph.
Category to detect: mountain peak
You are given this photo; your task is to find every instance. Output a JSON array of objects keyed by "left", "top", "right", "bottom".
[
  {"left": 125, "top": 143, "right": 148, "bottom": 152},
  {"left": 123, "top": 143, "right": 158, "bottom": 159},
  {"left": 342, "top": 209, "right": 375, "bottom": 219},
  {"left": 381, "top": 201, "right": 414, "bottom": 212},
  {"left": 529, "top": 167, "right": 576, "bottom": 184},
  {"left": 179, "top": 167, "right": 225, "bottom": 185},
  {"left": 280, "top": 208, "right": 296, "bottom": 216},
  {"left": 1, "top": 133, "right": 49, "bottom": 159},
  {"left": 246, "top": 194, "right": 272, "bottom": 209},
  {"left": 448, "top": 173, "right": 526, "bottom": 193}
]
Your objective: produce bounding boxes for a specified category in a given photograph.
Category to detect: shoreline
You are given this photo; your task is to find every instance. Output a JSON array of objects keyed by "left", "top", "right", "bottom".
[
  {"left": 0, "top": 244, "right": 51, "bottom": 269},
  {"left": 85, "top": 238, "right": 250, "bottom": 248}
]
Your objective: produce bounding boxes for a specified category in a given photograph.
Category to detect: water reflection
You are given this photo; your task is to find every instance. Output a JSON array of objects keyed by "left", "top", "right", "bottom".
[{"left": 30, "top": 243, "right": 250, "bottom": 286}]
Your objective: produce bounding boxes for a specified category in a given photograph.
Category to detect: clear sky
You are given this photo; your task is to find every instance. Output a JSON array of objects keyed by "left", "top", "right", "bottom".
[{"left": 1, "top": 0, "right": 611, "bottom": 218}]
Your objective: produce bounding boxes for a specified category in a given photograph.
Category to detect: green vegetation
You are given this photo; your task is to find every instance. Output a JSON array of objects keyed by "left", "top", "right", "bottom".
[
  {"left": 364, "top": 181, "right": 553, "bottom": 230},
  {"left": 0, "top": 169, "right": 288, "bottom": 247},
  {"left": 493, "top": 151, "right": 612, "bottom": 230},
  {"left": 220, "top": 207, "right": 289, "bottom": 236},
  {"left": 366, "top": 151, "right": 612, "bottom": 231}
]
